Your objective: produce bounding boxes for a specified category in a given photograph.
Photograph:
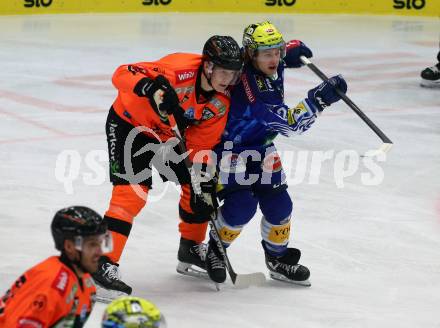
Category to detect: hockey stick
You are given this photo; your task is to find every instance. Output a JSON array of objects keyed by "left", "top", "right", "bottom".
[
  {"left": 300, "top": 56, "right": 393, "bottom": 156},
  {"left": 168, "top": 114, "right": 266, "bottom": 288}
]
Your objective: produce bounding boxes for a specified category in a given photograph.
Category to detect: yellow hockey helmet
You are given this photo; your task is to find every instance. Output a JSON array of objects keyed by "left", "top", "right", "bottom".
[
  {"left": 102, "top": 296, "right": 166, "bottom": 328},
  {"left": 242, "top": 21, "right": 285, "bottom": 56}
]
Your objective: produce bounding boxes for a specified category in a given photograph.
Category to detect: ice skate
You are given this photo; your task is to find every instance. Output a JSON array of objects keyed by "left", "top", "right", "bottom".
[
  {"left": 92, "top": 256, "right": 132, "bottom": 302},
  {"left": 421, "top": 63, "right": 440, "bottom": 88},
  {"left": 206, "top": 239, "right": 227, "bottom": 284},
  {"left": 263, "top": 242, "right": 311, "bottom": 287},
  {"left": 176, "top": 238, "right": 208, "bottom": 279}
]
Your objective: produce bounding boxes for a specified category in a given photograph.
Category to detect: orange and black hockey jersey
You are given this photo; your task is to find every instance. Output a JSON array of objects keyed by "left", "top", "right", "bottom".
[
  {"left": 0, "top": 256, "right": 96, "bottom": 328},
  {"left": 111, "top": 53, "right": 230, "bottom": 164}
]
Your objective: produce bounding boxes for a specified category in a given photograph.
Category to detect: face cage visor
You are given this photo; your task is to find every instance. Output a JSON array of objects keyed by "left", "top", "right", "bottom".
[
  {"left": 74, "top": 231, "right": 113, "bottom": 253},
  {"left": 207, "top": 61, "right": 242, "bottom": 86},
  {"left": 102, "top": 314, "right": 167, "bottom": 328},
  {"left": 249, "top": 42, "right": 286, "bottom": 60}
]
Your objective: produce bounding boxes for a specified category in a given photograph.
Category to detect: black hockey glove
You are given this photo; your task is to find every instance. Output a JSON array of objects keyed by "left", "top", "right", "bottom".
[
  {"left": 133, "top": 75, "right": 180, "bottom": 116},
  {"left": 190, "top": 178, "right": 218, "bottom": 218},
  {"left": 307, "top": 75, "right": 347, "bottom": 112},
  {"left": 133, "top": 76, "right": 160, "bottom": 99},
  {"left": 284, "top": 40, "right": 313, "bottom": 68},
  {"left": 156, "top": 76, "right": 180, "bottom": 115},
  {"left": 189, "top": 165, "right": 218, "bottom": 217}
]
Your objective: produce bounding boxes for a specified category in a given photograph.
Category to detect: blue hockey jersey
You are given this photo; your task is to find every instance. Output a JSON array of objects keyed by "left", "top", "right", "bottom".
[{"left": 220, "top": 62, "right": 318, "bottom": 151}]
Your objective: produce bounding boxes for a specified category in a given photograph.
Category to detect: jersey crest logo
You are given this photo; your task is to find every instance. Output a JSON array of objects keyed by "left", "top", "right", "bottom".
[
  {"left": 84, "top": 277, "right": 94, "bottom": 288},
  {"left": 209, "top": 97, "right": 227, "bottom": 117},
  {"left": 175, "top": 69, "right": 196, "bottom": 84},
  {"left": 202, "top": 107, "right": 215, "bottom": 120},
  {"left": 255, "top": 75, "right": 268, "bottom": 92},
  {"left": 218, "top": 104, "right": 227, "bottom": 116},
  {"left": 183, "top": 107, "right": 195, "bottom": 120}
]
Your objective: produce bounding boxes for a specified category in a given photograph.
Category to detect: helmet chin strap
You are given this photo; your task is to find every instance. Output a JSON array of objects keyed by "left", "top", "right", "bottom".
[
  {"left": 70, "top": 250, "right": 90, "bottom": 275},
  {"left": 60, "top": 251, "right": 90, "bottom": 277}
]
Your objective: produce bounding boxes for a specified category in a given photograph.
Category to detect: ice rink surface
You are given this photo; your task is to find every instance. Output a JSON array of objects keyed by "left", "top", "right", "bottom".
[{"left": 0, "top": 12, "right": 439, "bottom": 328}]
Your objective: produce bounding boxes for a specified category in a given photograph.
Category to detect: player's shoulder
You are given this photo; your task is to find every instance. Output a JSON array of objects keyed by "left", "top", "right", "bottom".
[
  {"left": 156, "top": 53, "right": 202, "bottom": 85},
  {"left": 26, "top": 256, "right": 61, "bottom": 276},
  {"left": 30, "top": 256, "right": 77, "bottom": 295},
  {"left": 158, "top": 52, "right": 202, "bottom": 69}
]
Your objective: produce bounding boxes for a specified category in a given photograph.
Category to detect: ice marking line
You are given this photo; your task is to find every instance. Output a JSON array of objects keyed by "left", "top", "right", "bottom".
[
  {"left": 0, "top": 107, "right": 68, "bottom": 136},
  {"left": 54, "top": 74, "right": 110, "bottom": 90},
  {"left": 410, "top": 41, "right": 440, "bottom": 47},
  {"left": 348, "top": 61, "right": 429, "bottom": 72},
  {"left": 316, "top": 52, "right": 417, "bottom": 65},
  {"left": 0, "top": 132, "right": 102, "bottom": 145},
  {"left": 59, "top": 74, "right": 109, "bottom": 81},
  {"left": 0, "top": 90, "right": 105, "bottom": 113},
  {"left": 348, "top": 70, "right": 423, "bottom": 82},
  {"left": 54, "top": 80, "right": 109, "bottom": 90},
  {"left": 324, "top": 104, "right": 440, "bottom": 117},
  {"left": 285, "top": 73, "right": 432, "bottom": 95}
]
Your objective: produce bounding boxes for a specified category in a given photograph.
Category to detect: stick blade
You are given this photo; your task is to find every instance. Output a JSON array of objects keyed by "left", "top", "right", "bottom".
[
  {"left": 362, "top": 142, "right": 393, "bottom": 157},
  {"left": 233, "top": 272, "right": 266, "bottom": 289}
]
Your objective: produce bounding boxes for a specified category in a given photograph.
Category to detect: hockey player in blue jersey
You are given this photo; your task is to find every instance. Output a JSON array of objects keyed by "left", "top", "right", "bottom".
[{"left": 202, "top": 21, "right": 348, "bottom": 285}]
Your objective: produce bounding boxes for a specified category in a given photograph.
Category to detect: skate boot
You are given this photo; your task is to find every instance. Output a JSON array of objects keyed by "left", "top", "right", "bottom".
[
  {"left": 421, "top": 63, "right": 440, "bottom": 88},
  {"left": 92, "top": 256, "right": 132, "bottom": 302},
  {"left": 206, "top": 239, "right": 227, "bottom": 284},
  {"left": 262, "top": 241, "right": 310, "bottom": 286},
  {"left": 176, "top": 238, "right": 208, "bottom": 278}
]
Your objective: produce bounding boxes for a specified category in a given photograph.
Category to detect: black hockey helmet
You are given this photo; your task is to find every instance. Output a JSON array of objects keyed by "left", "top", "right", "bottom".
[
  {"left": 51, "top": 206, "right": 107, "bottom": 251},
  {"left": 202, "top": 35, "right": 243, "bottom": 71}
]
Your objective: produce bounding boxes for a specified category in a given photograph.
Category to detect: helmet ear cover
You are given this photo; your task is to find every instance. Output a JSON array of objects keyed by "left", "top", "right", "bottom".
[{"left": 205, "top": 61, "right": 214, "bottom": 75}]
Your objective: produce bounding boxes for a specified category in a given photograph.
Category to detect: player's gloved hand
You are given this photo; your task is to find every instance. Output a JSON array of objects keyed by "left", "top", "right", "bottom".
[
  {"left": 190, "top": 180, "right": 218, "bottom": 217},
  {"left": 133, "top": 75, "right": 180, "bottom": 116},
  {"left": 190, "top": 165, "right": 218, "bottom": 217},
  {"left": 307, "top": 75, "right": 347, "bottom": 112},
  {"left": 154, "top": 75, "right": 180, "bottom": 115},
  {"left": 283, "top": 40, "right": 313, "bottom": 68}
]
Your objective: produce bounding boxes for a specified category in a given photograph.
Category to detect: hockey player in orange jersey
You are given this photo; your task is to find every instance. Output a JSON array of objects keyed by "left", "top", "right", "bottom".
[
  {"left": 92, "top": 35, "right": 243, "bottom": 296},
  {"left": 0, "top": 206, "right": 111, "bottom": 328}
]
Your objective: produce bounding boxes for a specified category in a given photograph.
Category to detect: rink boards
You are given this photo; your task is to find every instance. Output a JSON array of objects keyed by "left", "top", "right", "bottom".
[{"left": 1, "top": 0, "right": 438, "bottom": 17}]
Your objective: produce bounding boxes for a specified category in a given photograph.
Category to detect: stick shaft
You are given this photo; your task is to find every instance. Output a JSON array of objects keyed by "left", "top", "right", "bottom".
[
  {"left": 168, "top": 114, "right": 238, "bottom": 283},
  {"left": 300, "top": 56, "right": 393, "bottom": 145}
]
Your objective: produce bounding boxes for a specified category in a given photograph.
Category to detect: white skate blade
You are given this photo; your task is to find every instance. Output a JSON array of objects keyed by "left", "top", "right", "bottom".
[
  {"left": 233, "top": 272, "right": 266, "bottom": 288},
  {"left": 95, "top": 284, "right": 128, "bottom": 303},
  {"left": 421, "top": 79, "right": 440, "bottom": 88},
  {"left": 176, "top": 261, "right": 209, "bottom": 279},
  {"left": 269, "top": 272, "right": 311, "bottom": 287}
]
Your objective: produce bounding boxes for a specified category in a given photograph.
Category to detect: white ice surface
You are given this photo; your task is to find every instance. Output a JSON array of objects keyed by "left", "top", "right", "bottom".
[{"left": 0, "top": 12, "right": 439, "bottom": 328}]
